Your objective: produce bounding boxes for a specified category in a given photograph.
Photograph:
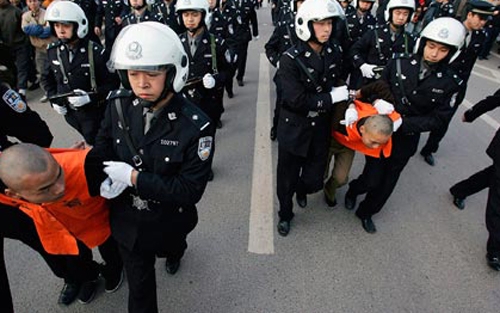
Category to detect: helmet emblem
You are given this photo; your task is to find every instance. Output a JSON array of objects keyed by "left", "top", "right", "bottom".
[
  {"left": 126, "top": 42, "right": 143, "bottom": 60},
  {"left": 437, "top": 28, "right": 449, "bottom": 39},
  {"left": 52, "top": 8, "right": 60, "bottom": 17},
  {"left": 327, "top": 2, "right": 336, "bottom": 11}
]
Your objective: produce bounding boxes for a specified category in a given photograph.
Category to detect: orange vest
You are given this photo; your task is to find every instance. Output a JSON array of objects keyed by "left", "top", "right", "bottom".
[
  {"left": 332, "top": 100, "right": 401, "bottom": 159},
  {"left": 0, "top": 148, "right": 110, "bottom": 255}
]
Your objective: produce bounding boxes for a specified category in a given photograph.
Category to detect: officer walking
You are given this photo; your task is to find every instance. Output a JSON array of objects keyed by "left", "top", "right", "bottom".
[
  {"left": 344, "top": 17, "right": 465, "bottom": 233},
  {"left": 275, "top": 0, "right": 349, "bottom": 236},
  {"left": 93, "top": 22, "right": 214, "bottom": 313},
  {"left": 419, "top": 0, "right": 495, "bottom": 166},
  {"left": 349, "top": 0, "right": 416, "bottom": 89},
  {"left": 44, "top": 1, "right": 119, "bottom": 146},
  {"left": 95, "top": 0, "right": 125, "bottom": 50},
  {"left": 121, "top": 0, "right": 161, "bottom": 26}
]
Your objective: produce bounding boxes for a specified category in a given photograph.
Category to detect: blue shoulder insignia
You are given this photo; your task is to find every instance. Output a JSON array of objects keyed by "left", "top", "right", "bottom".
[{"left": 107, "top": 89, "right": 133, "bottom": 100}]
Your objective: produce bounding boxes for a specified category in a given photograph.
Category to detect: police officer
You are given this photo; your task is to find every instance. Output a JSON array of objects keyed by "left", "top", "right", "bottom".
[
  {"left": 121, "top": 0, "right": 161, "bottom": 26},
  {"left": 276, "top": 0, "right": 349, "bottom": 236},
  {"left": 95, "top": 0, "right": 125, "bottom": 50},
  {"left": 45, "top": 1, "right": 119, "bottom": 146},
  {"left": 349, "top": 0, "right": 416, "bottom": 89},
  {"left": 344, "top": 0, "right": 376, "bottom": 49},
  {"left": 93, "top": 22, "right": 214, "bottom": 313},
  {"left": 344, "top": 17, "right": 465, "bottom": 233},
  {"left": 69, "top": 0, "right": 101, "bottom": 44},
  {"left": 150, "top": 0, "right": 183, "bottom": 33},
  {"left": 265, "top": 0, "right": 303, "bottom": 141},
  {"left": 420, "top": 0, "right": 495, "bottom": 166}
]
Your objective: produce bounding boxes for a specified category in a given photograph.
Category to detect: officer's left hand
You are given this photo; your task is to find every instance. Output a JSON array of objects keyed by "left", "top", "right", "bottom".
[
  {"left": 103, "top": 161, "right": 135, "bottom": 187},
  {"left": 373, "top": 99, "right": 394, "bottom": 115},
  {"left": 340, "top": 105, "right": 358, "bottom": 128},
  {"left": 100, "top": 177, "right": 129, "bottom": 199},
  {"left": 203, "top": 74, "right": 216, "bottom": 89},
  {"left": 68, "top": 89, "right": 91, "bottom": 108},
  {"left": 330, "top": 85, "right": 349, "bottom": 104}
]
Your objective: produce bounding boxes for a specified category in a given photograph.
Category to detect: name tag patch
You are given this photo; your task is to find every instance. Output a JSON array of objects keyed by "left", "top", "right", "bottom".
[
  {"left": 198, "top": 136, "right": 213, "bottom": 161},
  {"left": 2, "top": 89, "right": 26, "bottom": 113}
]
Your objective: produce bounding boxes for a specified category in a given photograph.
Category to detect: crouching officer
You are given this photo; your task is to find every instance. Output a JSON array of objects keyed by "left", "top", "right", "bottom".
[
  {"left": 276, "top": 0, "right": 349, "bottom": 236},
  {"left": 344, "top": 17, "right": 465, "bottom": 233},
  {"left": 93, "top": 22, "right": 214, "bottom": 313},
  {"left": 44, "top": 1, "right": 119, "bottom": 145}
]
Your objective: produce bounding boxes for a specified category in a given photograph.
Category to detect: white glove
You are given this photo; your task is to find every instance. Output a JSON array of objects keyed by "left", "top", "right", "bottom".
[
  {"left": 52, "top": 103, "right": 67, "bottom": 115},
  {"left": 360, "top": 63, "right": 377, "bottom": 79},
  {"left": 67, "top": 89, "right": 91, "bottom": 108},
  {"left": 373, "top": 99, "right": 395, "bottom": 115},
  {"left": 100, "top": 177, "right": 129, "bottom": 199},
  {"left": 340, "top": 106, "right": 358, "bottom": 128},
  {"left": 393, "top": 117, "right": 402, "bottom": 132},
  {"left": 103, "top": 161, "right": 135, "bottom": 187},
  {"left": 330, "top": 85, "right": 349, "bottom": 104},
  {"left": 202, "top": 73, "right": 216, "bottom": 89}
]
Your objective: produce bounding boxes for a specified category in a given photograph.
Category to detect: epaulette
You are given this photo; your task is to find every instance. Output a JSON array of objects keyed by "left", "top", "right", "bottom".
[
  {"left": 181, "top": 101, "right": 211, "bottom": 131},
  {"left": 445, "top": 68, "right": 464, "bottom": 86},
  {"left": 284, "top": 45, "right": 302, "bottom": 60},
  {"left": 392, "top": 52, "right": 411, "bottom": 59},
  {"left": 47, "top": 41, "right": 63, "bottom": 50},
  {"left": 106, "top": 89, "right": 133, "bottom": 100}
]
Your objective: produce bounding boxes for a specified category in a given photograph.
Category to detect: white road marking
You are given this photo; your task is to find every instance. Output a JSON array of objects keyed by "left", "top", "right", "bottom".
[{"left": 248, "top": 54, "right": 274, "bottom": 254}]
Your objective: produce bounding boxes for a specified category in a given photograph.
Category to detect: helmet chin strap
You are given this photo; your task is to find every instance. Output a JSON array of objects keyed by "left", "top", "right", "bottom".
[
  {"left": 132, "top": 2, "right": 147, "bottom": 10},
  {"left": 138, "top": 85, "right": 170, "bottom": 108}
]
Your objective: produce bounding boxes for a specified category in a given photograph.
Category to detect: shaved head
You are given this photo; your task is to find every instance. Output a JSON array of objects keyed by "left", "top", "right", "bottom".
[
  {"left": 0, "top": 144, "right": 52, "bottom": 191},
  {"left": 364, "top": 115, "right": 394, "bottom": 136}
]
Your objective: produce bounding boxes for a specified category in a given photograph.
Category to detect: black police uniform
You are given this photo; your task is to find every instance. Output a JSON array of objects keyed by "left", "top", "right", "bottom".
[
  {"left": 121, "top": 7, "right": 162, "bottom": 26},
  {"left": 150, "top": 0, "right": 184, "bottom": 34},
  {"left": 94, "top": 90, "right": 213, "bottom": 313},
  {"left": 95, "top": 0, "right": 125, "bottom": 49},
  {"left": 276, "top": 39, "right": 344, "bottom": 223},
  {"left": 45, "top": 39, "right": 119, "bottom": 145},
  {"left": 209, "top": 3, "right": 231, "bottom": 40},
  {"left": 420, "top": 27, "right": 488, "bottom": 158},
  {"left": 179, "top": 30, "right": 231, "bottom": 125},
  {"left": 349, "top": 23, "right": 417, "bottom": 88},
  {"left": 265, "top": 12, "right": 298, "bottom": 139},
  {"left": 69, "top": 0, "right": 101, "bottom": 44},
  {"left": 344, "top": 6, "right": 376, "bottom": 49},
  {"left": 346, "top": 54, "right": 462, "bottom": 223}
]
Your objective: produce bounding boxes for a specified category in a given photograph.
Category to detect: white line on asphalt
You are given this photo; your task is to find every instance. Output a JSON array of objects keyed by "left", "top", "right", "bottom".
[
  {"left": 462, "top": 99, "right": 500, "bottom": 129},
  {"left": 248, "top": 54, "right": 274, "bottom": 255},
  {"left": 471, "top": 69, "right": 500, "bottom": 84}
]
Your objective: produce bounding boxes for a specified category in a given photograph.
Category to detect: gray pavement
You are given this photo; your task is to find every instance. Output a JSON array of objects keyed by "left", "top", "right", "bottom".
[{"left": 5, "top": 6, "right": 500, "bottom": 313}]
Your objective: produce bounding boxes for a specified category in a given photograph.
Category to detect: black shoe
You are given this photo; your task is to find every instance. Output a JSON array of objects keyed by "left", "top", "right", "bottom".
[
  {"left": 227, "top": 91, "right": 234, "bottom": 98},
  {"left": 344, "top": 191, "right": 357, "bottom": 210},
  {"left": 165, "top": 259, "right": 181, "bottom": 275},
  {"left": 208, "top": 169, "right": 214, "bottom": 181},
  {"left": 217, "top": 120, "right": 223, "bottom": 129},
  {"left": 421, "top": 151, "right": 435, "bottom": 166},
  {"left": 452, "top": 195, "right": 465, "bottom": 210},
  {"left": 277, "top": 220, "right": 290, "bottom": 236},
  {"left": 324, "top": 194, "right": 337, "bottom": 208},
  {"left": 487, "top": 254, "right": 500, "bottom": 271},
  {"left": 104, "top": 270, "right": 124, "bottom": 293},
  {"left": 77, "top": 280, "right": 97, "bottom": 304},
  {"left": 237, "top": 79, "right": 244, "bottom": 87},
  {"left": 27, "top": 81, "right": 40, "bottom": 91},
  {"left": 58, "top": 282, "right": 81, "bottom": 306},
  {"left": 360, "top": 217, "right": 377, "bottom": 234},
  {"left": 270, "top": 127, "right": 277, "bottom": 141},
  {"left": 296, "top": 192, "right": 307, "bottom": 208}
]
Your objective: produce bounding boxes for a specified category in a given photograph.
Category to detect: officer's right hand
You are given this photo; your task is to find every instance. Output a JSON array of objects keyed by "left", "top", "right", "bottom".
[
  {"left": 360, "top": 63, "right": 377, "bottom": 79},
  {"left": 103, "top": 161, "right": 135, "bottom": 187},
  {"left": 202, "top": 74, "right": 216, "bottom": 89},
  {"left": 330, "top": 85, "right": 349, "bottom": 104},
  {"left": 52, "top": 103, "right": 68, "bottom": 115},
  {"left": 340, "top": 106, "right": 358, "bottom": 128},
  {"left": 373, "top": 99, "right": 395, "bottom": 114},
  {"left": 393, "top": 117, "right": 403, "bottom": 132},
  {"left": 100, "top": 177, "right": 128, "bottom": 199}
]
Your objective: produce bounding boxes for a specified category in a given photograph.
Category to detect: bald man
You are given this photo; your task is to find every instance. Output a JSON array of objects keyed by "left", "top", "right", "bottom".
[
  {"left": 324, "top": 99, "right": 400, "bottom": 208},
  {"left": 0, "top": 144, "right": 123, "bottom": 308}
]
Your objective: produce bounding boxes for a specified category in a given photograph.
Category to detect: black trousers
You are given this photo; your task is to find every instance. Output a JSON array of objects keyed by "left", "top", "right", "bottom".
[
  {"left": 64, "top": 105, "right": 106, "bottom": 145},
  {"left": 421, "top": 103, "right": 460, "bottom": 155},
  {"left": 486, "top": 161, "right": 500, "bottom": 257},
  {"left": 450, "top": 165, "right": 492, "bottom": 199},
  {"left": 277, "top": 144, "right": 328, "bottom": 222},
  {"left": 348, "top": 132, "right": 420, "bottom": 219},
  {"left": 235, "top": 42, "right": 249, "bottom": 81},
  {"left": 271, "top": 74, "right": 282, "bottom": 131}
]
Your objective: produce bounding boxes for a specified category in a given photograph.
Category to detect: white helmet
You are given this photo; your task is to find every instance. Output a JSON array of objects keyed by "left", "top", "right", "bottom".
[
  {"left": 384, "top": 0, "right": 415, "bottom": 22},
  {"left": 108, "top": 22, "right": 189, "bottom": 92},
  {"left": 176, "top": 0, "right": 211, "bottom": 30},
  {"left": 415, "top": 17, "right": 466, "bottom": 63},
  {"left": 295, "top": 0, "right": 343, "bottom": 41},
  {"left": 45, "top": 1, "right": 89, "bottom": 39}
]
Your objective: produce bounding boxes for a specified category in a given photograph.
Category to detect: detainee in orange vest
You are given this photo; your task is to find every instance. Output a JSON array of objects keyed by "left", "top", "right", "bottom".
[
  {"left": 324, "top": 96, "right": 401, "bottom": 207},
  {"left": 0, "top": 143, "right": 124, "bottom": 305}
]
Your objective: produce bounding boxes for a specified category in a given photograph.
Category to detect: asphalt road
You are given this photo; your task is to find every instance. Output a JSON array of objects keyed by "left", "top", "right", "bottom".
[{"left": 5, "top": 5, "right": 500, "bottom": 313}]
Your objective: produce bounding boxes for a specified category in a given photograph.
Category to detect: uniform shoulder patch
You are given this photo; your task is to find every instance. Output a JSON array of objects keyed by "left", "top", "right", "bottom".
[
  {"left": 284, "top": 45, "right": 301, "bottom": 60},
  {"left": 197, "top": 136, "right": 213, "bottom": 161},
  {"left": 181, "top": 100, "right": 211, "bottom": 131},
  {"left": 47, "top": 40, "right": 63, "bottom": 50},
  {"left": 2, "top": 89, "right": 27, "bottom": 113},
  {"left": 106, "top": 89, "right": 133, "bottom": 100}
]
